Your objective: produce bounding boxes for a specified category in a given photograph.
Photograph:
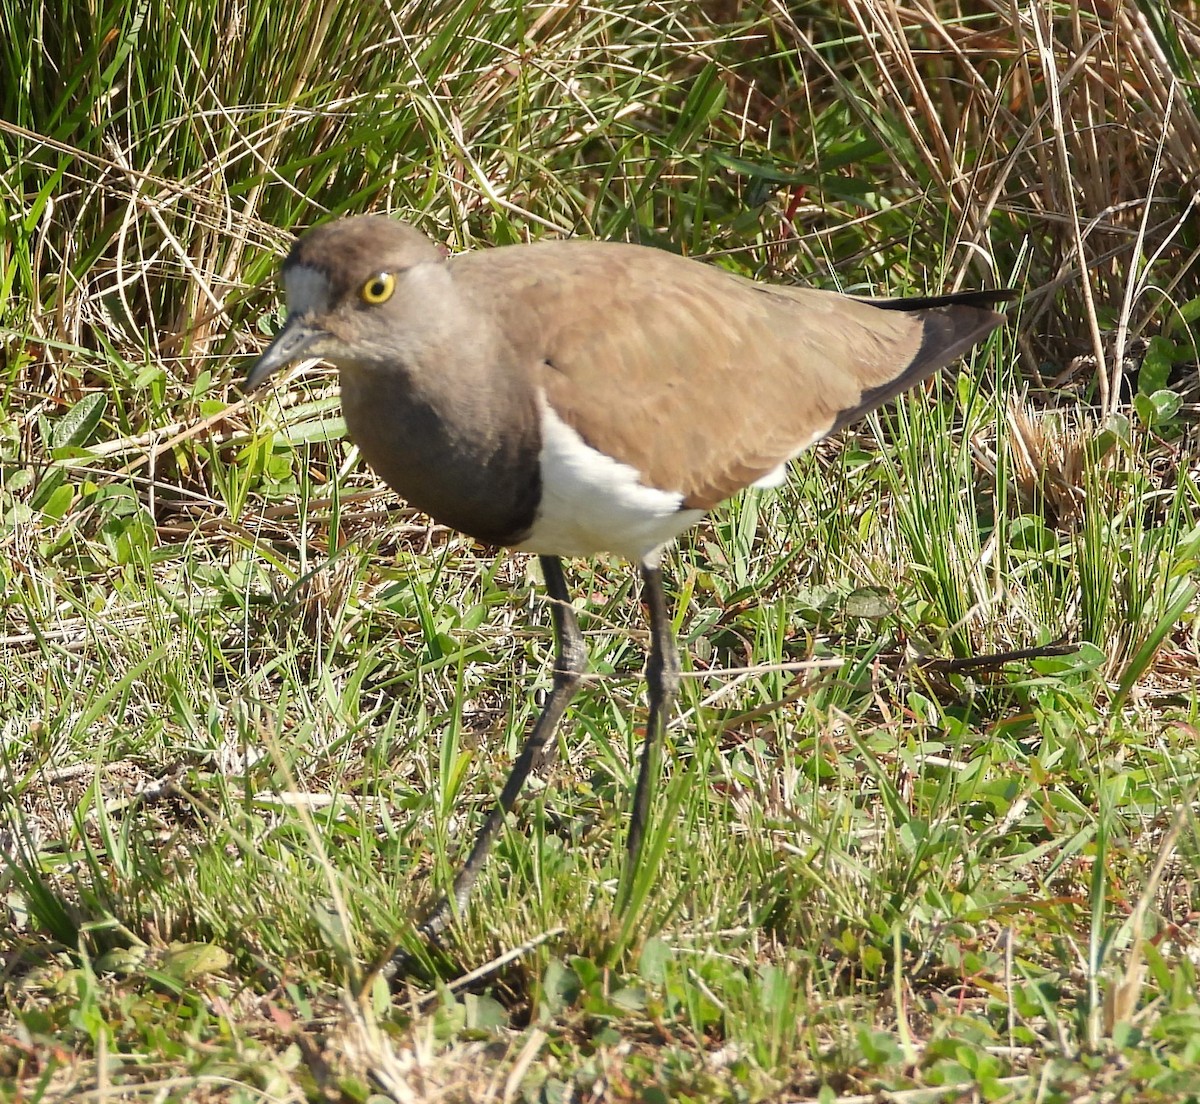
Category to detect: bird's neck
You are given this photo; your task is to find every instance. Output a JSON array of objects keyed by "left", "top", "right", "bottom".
[{"left": 338, "top": 332, "right": 542, "bottom": 546}]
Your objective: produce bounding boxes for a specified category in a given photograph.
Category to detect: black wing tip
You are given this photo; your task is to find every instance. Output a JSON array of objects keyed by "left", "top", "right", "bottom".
[
  {"left": 867, "top": 288, "right": 1019, "bottom": 313},
  {"left": 825, "top": 292, "right": 1010, "bottom": 436}
]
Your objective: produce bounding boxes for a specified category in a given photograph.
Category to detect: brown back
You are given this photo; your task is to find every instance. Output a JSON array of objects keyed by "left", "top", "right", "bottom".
[{"left": 451, "top": 241, "right": 1006, "bottom": 506}]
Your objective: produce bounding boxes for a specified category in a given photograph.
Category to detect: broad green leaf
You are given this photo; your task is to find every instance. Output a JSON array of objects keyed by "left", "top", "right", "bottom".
[
  {"left": 1137, "top": 335, "right": 1175, "bottom": 395},
  {"left": 50, "top": 393, "right": 107, "bottom": 450}
]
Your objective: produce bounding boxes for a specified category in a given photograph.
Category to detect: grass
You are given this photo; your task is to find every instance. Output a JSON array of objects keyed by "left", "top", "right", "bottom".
[{"left": 3, "top": 0, "right": 1200, "bottom": 1100}]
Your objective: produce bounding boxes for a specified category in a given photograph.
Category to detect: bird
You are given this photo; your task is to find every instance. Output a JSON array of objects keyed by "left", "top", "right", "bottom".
[{"left": 244, "top": 214, "right": 1010, "bottom": 941}]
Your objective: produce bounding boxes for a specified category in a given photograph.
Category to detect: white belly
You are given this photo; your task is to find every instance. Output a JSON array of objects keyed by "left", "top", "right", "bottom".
[{"left": 514, "top": 400, "right": 704, "bottom": 564}]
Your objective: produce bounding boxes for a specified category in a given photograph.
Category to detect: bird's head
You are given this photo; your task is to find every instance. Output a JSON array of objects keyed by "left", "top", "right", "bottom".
[{"left": 245, "top": 215, "right": 451, "bottom": 390}]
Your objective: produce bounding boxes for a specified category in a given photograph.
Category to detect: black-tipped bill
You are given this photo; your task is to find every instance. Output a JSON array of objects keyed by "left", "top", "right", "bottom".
[{"left": 243, "top": 317, "right": 327, "bottom": 393}]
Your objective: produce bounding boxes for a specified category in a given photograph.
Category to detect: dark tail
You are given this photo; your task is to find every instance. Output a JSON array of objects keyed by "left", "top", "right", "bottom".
[
  {"left": 827, "top": 291, "right": 1013, "bottom": 436},
  {"left": 866, "top": 289, "right": 1018, "bottom": 312}
]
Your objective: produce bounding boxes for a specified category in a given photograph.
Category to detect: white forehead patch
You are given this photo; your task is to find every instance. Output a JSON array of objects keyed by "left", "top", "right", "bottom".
[{"left": 283, "top": 265, "right": 331, "bottom": 315}]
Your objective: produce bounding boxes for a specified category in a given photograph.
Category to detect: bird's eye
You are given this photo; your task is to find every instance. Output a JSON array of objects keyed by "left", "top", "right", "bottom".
[{"left": 360, "top": 272, "right": 396, "bottom": 305}]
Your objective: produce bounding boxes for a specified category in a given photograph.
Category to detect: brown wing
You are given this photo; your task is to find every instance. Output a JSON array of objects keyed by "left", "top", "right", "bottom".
[{"left": 453, "top": 241, "right": 1007, "bottom": 509}]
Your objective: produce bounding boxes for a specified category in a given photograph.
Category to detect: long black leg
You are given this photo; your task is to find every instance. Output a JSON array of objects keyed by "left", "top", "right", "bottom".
[
  {"left": 417, "top": 555, "right": 586, "bottom": 941},
  {"left": 625, "top": 561, "right": 681, "bottom": 870}
]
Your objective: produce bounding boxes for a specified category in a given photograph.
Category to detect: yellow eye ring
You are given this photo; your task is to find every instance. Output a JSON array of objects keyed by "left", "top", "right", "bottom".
[{"left": 360, "top": 271, "right": 396, "bottom": 305}]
